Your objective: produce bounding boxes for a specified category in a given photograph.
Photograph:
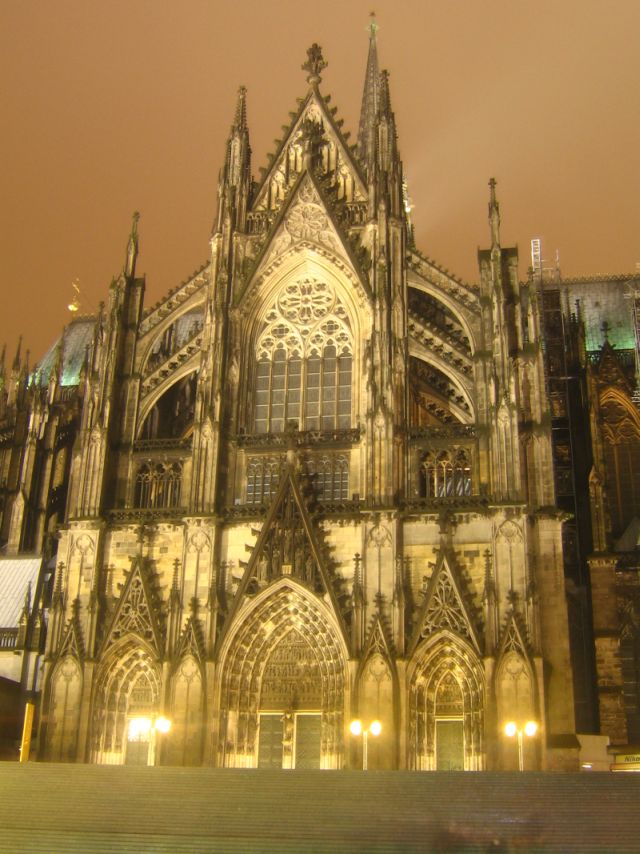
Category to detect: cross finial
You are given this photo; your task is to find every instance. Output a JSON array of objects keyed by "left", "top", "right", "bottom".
[
  {"left": 302, "top": 44, "right": 327, "bottom": 86},
  {"left": 368, "top": 11, "right": 378, "bottom": 38}
]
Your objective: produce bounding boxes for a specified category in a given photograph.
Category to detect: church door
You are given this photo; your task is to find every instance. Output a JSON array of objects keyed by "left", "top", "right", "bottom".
[
  {"left": 257, "top": 714, "right": 284, "bottom": 769},
  {"left": 435, "top": 719, "right": 464, "bottom": 770},
  {"left": 294, "top": 714, "right": 322, "bottom": 769}
]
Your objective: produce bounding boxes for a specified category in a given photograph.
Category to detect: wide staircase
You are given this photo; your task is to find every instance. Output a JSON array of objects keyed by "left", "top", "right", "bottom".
[{"left": 0, "top": 763, "right": 638, "bottom": 852}]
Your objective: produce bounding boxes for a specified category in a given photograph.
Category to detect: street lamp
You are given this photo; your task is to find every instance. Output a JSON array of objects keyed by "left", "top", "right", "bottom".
[
  {"left": 504, "top": 720, "right": 538, "bottom": 771},
  {"left": 350, "top": 719, "right": 381, "bottom": 770}
]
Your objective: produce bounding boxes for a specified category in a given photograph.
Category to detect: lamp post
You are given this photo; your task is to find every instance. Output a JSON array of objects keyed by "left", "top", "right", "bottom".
[
  {"left": 350, "top": 719, "right": 381, "bottom": 770},
  {"left": 504, "top": 720, "right": 537, "bottom": 771}
]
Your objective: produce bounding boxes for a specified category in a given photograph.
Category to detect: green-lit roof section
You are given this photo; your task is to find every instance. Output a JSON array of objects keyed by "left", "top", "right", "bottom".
[
  {"left": 35, "top": 317, "right": 95, "bottom": 387},
  {"left": 548, "top": 276, "right": 638, "bottom": 353}
]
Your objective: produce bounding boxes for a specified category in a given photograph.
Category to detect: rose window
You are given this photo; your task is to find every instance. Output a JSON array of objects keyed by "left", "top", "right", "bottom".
[
  {"left": 277, "top": 278, "right": 334, "bottom": 324},
  {"left": 285, "top": 204, "right": 328, "bottom": 240}
]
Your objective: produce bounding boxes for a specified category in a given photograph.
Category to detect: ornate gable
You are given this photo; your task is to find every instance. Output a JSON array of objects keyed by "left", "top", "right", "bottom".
[
  {"left": 409, "top": 550, "right": 481, "bottom": 655},
  {"left": 175, "top": 616, "right": 205, "bottom": 664},
  {"left": 252, "top": 88, "right": 366, "bottom": 215},
  {"left": 595, "top": 340, "right": 634, "bottom": 392},
  {"left": 239, "top": 170, "right": 371, "bottom": 312},
  {"left": 100, "top": 557, "right": 164, "bottom": 656},
  {"left": 223, "top": 465, "right": 348, "bottom": 638},
  {"left": 497, "top": 611, "right": 532, "bottom": 661},
  {"left": 361, "top": 612, "right": 395, "bottom": 667},
  {"left": 58, "top": 606, "right": 85, "bottom": 660}
]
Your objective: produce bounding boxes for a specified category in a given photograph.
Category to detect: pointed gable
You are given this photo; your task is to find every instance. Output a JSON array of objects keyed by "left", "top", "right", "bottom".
[
  {"left": 252, "top": 88, "right": 367, "bottom": 215},
  {"left": 361, "top": 612, "right": 395, "bottom": 666},
  {"left": 409, "top": 550, "right": 481, "bottom": 655},
  {"left": 242, "top": 171, "right": 371, "bottom": 308},
  {"left": 59, "top": 609, "right": 85, "bottom": 659},
  {"left": 175, "top": 616, "right": 205, "bottom": 664},
  {"left": 498, "top": 611, "right": 532, "bottom": 661},
  {"left": 224, "top": 465, "right": 348, "bottom": 634},
  {"left": 100, "top": 557, "right": 163, "bottom": 656}
]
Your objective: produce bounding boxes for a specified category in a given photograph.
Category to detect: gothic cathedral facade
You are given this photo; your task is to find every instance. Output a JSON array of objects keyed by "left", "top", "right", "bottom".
[{"left": 37, "top": 34, "right": 579, "bottom": 771}]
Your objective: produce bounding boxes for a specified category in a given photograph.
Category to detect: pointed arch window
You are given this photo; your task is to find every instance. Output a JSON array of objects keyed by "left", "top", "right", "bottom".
[
  {"left": 420, "top": 449, "right": 472, "bottom": 498},
  {"left": 134, "top": 462, "right": 182, "bottom": 509},
  {"left": 253, "top": 279, "right": 352, "bottom": 433}
]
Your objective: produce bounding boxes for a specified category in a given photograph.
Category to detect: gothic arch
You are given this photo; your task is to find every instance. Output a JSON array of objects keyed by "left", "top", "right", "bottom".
[
  {"left": 245, "top": 255, "right": 368, "bottom": 348},
  {"left": 598, "top": 387, "right": 640, "bottom": 537},
  {"left": 354, "top": 619, "right": 398, "bottom": 769},
  {"left": 408, "top": 631, "right": 485, "bottom": 771},
  {"left": 90, "top": 636, "right": 162, "bottom": 765},
  {"left": 139, "top": 305, "right": 205, "bottom": 375},
  {"left": 408, "top": 351, "right": 475, "bottom": 423},
  {"left": 137, "top": 368, "right": 198, "bottom": 440},
  {"left": 167, "top": 654, "right": 205, "bottom": 766},
  {"left": 406, "top": 277, "right": 478, "bottom": 356},
  {"left": 45, "top": 655, "right": 83, "bottom": 761},
  {"left": 217, "top": 578, "right": 348, "bottom": 769}
]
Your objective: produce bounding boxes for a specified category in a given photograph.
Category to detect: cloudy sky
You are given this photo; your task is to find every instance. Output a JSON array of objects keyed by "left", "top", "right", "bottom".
[{"left": 1, "top": 0, "right": 638, "bottom": 363}]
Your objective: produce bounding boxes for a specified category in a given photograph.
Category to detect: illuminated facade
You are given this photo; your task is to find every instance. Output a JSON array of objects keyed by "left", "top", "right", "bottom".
[{"left": 1, "top": 28, "right": 638, "bottom": 770}]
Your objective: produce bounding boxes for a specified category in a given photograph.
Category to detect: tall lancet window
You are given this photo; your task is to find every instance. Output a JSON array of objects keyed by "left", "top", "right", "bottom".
[{"left": 253, "top": 278, "right": 352, "bottom": 433}]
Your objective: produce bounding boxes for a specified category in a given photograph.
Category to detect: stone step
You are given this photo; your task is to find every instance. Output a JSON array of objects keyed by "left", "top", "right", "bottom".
[{"left": 0, "top": 763, "right": 638, "bottom": 852}]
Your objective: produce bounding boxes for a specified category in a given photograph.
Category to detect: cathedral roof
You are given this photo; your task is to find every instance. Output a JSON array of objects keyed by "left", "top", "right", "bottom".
[
  {"left": 544, "top": 275, "right": 638, "bottom": 353},
  {"left": 35, "top": 317, "right": 95, "bottom": 387},
  {"left": 0, "top": 557, "right": 42, "bottom": 628}
]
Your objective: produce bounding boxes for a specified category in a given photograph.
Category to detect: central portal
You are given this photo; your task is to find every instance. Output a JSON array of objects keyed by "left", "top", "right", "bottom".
[
  {"left": 219, "top": 584, "right": 346, "bottom": 769},
  {"left": 257, "top": 712, "right": 322, "bottom": 769},
  {"left": 258, "top": 629, "right": 323, "bottom": 769}
]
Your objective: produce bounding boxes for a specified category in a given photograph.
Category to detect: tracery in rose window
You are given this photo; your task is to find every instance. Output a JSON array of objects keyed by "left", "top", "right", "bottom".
[{"left": 254, "top": 278, "right": 352, "bottom": 433}]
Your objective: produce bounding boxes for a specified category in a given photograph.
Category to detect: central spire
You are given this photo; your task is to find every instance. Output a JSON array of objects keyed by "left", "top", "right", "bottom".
[{"left": 357, "top": 12, "right": 380, "bottom": 166}]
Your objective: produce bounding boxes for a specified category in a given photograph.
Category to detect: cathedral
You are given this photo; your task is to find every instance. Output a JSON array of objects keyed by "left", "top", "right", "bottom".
[{"left": 1, "top": 26, "right": 639, "bottom": 772}]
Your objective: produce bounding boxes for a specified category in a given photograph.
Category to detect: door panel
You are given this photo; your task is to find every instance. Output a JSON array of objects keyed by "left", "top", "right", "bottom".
[
  {"left": 258, "top": 714, "right": 283, "bottom": 769},
  {"left": 435, "top": 719, "right": 464, "bottom": 771},
  {"left": 294, "top": 714, "right": 321, "bottom": 769}
]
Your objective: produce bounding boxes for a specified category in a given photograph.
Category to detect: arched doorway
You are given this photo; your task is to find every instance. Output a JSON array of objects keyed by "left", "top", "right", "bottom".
[
  {"left": 409, "top": 633, "right": 485, "bottom": 771},
  {"left": 218, "top": 580, "right": 348, "bottom": 769},
  {"left": 91, "top": 640, "right": 161, "bottom": 766}
]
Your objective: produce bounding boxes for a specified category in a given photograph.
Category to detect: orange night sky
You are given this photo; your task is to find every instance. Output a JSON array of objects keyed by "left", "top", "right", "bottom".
[{"left": 1, "top": 0, "right": 638, "bottom": 365}]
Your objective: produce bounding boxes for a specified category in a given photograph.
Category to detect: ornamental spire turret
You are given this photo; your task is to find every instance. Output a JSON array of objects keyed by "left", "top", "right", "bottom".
[
  {"left": 357, "top": 13, "right": 380, "bottom": 168},
  {"left": 488, "top": 177, "right": 501, "bottom": 252},
  {"left": 125, "top": 211, "right": 140, "bottom": 279},
  {"left": 215, "top": 86, "right": 252, "bottom": 232}
]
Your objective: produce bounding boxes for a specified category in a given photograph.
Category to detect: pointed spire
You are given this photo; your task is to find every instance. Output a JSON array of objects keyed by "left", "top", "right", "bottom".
[
  {"left": 12, "top": 335, "right": 22, "bottom": 373},
  {"left": 233, "top": 85, "right": 247, "bottom": 132},
  {"left": 125, "top": 211, "right": 140, "bottom": 278},
  {"left": 215, "top": 86, "right": 252, "bottom": 233},
  {"left": 488, "top": 177, "right": 501, "bottom": 251},
  {"left": 375, "top": 69, "right": 398, "bottom": 174},
  {"left": 357, "top": 13, "right": 380, "bottom": 165}
]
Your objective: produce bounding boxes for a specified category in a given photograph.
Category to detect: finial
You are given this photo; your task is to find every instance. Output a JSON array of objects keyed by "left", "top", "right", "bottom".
[
  {"left": 68, "top": 278, "right": 81, "bottom": 313},
  {"left": 368, "top": 11, "right": 379, "bottom": 38},
  {"left": 488, "top": 177, "right": 501, "bottom": 250},
  {"left": 125, "top": 212, "right": 140, "bottom": 278},
  {"left": 12, "top": 335, "right": 22, "bottom": 372},
  {"left": 233, "top": 86, "right": 247, "bottom": 130},
  {"left": 302, "top": 44, "right": 327, "bottom": 86}
]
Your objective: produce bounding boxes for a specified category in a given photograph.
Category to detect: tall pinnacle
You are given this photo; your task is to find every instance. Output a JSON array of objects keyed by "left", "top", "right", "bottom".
[
  {"left": 488, "top": 178, "right": 501, "bottom": 251},
  {"left": 125, "top": 211, "right": 140, "bottom": 278},
  {"left": 357, "top": 12, "right": 380, "bottom": 166},
  {"left": 233, "top": 85, "right": 248, "bottom": 132}
]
